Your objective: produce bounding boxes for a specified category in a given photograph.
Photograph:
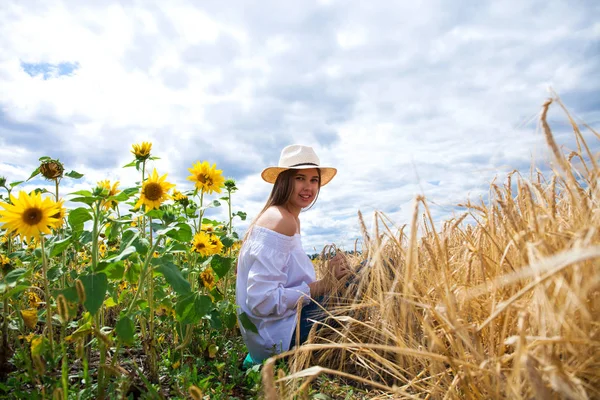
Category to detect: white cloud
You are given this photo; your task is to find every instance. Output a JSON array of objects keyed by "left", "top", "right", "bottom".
[{"left": 0, "top": 0, "right": 598, "bottom": 253}]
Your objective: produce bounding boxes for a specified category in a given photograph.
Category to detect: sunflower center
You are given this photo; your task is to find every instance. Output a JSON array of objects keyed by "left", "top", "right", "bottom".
[
  {"left": 22, "top": 208, "right": 43, "bottom": 226},
  {"left": 145, "top": 182, "right": 163, "bottom": 201},
  {"left": 196, "top": 243, "right": 206, "bottom": 250}
]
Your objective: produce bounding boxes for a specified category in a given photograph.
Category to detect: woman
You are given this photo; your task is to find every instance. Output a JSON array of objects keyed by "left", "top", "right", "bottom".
[{"left": 236, "top": 144, "right": 349, "bottom": 364}]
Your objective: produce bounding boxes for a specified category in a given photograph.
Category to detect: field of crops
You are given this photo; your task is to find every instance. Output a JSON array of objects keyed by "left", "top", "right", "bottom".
[{"left": 0, "top": 97, "right": 598, "bottom": 399}]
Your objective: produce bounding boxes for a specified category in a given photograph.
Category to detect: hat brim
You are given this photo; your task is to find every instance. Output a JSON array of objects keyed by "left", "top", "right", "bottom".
[{"left": 261, "top": 166, "right": 337, "bottom": 186}]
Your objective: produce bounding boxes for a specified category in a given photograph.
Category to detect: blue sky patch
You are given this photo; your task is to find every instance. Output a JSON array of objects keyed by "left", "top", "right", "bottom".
[{"left": 21, "top": 61, "right": 79, "bottom": 79}]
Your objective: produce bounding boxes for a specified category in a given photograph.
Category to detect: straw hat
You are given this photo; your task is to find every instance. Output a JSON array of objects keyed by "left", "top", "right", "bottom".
[{"left": 261, "top": 144, "right": 337, "bottom": 186}]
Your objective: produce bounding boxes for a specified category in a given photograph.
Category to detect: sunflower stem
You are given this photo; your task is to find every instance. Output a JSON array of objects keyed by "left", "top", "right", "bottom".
[
  {"left": 197, "top": 190, "right": 205, "bottom": 233},
  {"left": 91, "top": 202, "right": 100, "bottom": 271},
  {"left": 40, "top": 236, "right": 54, "bottom": 357},
  {"left": 141, "top": 160, "right": 147, "bottom": 238},
  {"left": 125, "top": 237, "right": 163, "bottom": 317}
]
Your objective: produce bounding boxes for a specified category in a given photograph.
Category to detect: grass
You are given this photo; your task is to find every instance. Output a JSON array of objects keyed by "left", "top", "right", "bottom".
[{"left": 261, "top": 95, "right": 600, "bottom": 399}]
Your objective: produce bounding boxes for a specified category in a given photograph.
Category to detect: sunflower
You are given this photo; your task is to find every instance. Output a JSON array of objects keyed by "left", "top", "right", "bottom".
[
  {"left": 27, "top": 291, "right": 42, "bottom": 308},
  {"left": 49, "top": 200, "right": 66, "bottom": 229},
  {"left": 199, "top": 268, "right": 216, "bottom": 291},
  {"left": 0, "top": 254, "right": 11, "bottom": 274},
  {"left": 0, "top": 191, "right": 60, "bottom": 242},
  {"left": 201, "top": 224, "right": 215, "bottom": 233},
  {"left": 191, "top": 232, "right": 215, "bottom": 257},
  {"left": 39, "top": 159, "right": 64, "bottom": 180},
  {"left": 187, "top": 161, "right": 225, "bottom": 194},
  {"left": 134, "top": 169, "right": 175, "bottom": 212},
  {"left": 209, "top": 234, "right": 223, "bottom": 255},
  {"left": 131, "top": 142, "right": 152, "bottom": 161},
  {"left": 99, "top": 242, "right": 107, "bottom": 256},
  {"left": 98, "top": 180, "right": 121, "bottom": 210}
]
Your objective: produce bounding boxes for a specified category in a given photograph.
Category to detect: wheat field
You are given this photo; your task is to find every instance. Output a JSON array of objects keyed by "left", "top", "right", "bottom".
[{"left": 262, "top": 96, "right": 600, "bottom": 399}]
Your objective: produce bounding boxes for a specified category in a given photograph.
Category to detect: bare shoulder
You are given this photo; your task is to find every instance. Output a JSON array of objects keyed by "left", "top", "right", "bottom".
[{"left": 255, "top": 206, "right": 297, "bottom": 237}]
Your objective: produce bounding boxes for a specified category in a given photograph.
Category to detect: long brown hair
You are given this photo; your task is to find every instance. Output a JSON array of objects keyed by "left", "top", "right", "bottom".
[{"left": 243, "top": 168, "right": 322, "bottom": 240}]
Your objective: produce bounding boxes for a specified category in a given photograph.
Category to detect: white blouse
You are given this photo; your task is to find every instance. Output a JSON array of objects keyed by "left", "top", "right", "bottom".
[{"left": 236, "top": 225, "right": 316, "bottom": 362}]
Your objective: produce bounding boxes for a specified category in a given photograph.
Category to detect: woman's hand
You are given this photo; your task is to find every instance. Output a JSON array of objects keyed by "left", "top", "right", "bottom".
[
  {"left": 329, "top": 253, "right": 350, "bottom": 280},
  {"left": 308, "top": 254, "right": 350, "bottom": 297}
]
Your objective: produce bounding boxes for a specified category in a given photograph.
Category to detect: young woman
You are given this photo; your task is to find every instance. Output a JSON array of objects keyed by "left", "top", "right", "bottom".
[{"left": 236, "top": 144, "right": 349, "bottom": 364}]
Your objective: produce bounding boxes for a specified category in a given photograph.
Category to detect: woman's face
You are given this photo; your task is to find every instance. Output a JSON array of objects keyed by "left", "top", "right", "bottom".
[{"left": 288, "top": 168, "right": 320, "bottom": 210}]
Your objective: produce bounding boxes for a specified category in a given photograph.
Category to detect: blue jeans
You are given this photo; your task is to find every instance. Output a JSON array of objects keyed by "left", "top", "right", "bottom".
[{"left": 289, "top": 295, "right": 327, "bottom": 348}]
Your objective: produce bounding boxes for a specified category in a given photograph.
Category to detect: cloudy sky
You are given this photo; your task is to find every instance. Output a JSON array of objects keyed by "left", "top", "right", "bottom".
[{"left": 1, "top": 0, "right": 598, "bottom": 253}]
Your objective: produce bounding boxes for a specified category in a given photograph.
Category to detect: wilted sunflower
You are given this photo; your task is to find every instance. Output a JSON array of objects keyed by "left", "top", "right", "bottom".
[
  {"left": 39, "top": 158, "right": 64, "bottom": 180},
  {"left": 191, "top": 231, "right": 215, "bottom": 257},
  {"left": 0, "top": 191, "right": 60, "bottom": 242},
  {"left": 187, "top": 161, "right": 225, "bottom": 194},
  {"left": 199, "top": 267, "right": 216, "bottom": 291},
  {"left": 131, "top": 142, "right": 152, "bottom": 161},
  {"left": 98, "top": 180, "right": 121, "bottom": 210},
  {"left": 209, "top": 234, "right": 223, "bottom": 255},
  {"left": 134, "top": 169, "right": 175, "bottom": 212},
  {"left": 21, "top": 309, "right": 38, "bottom": 329}
]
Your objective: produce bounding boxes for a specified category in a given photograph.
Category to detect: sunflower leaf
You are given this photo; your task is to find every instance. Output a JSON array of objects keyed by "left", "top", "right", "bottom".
[
  {"left": 105, "top": 246, "right": 137, "bottom": 263},
  {"left": 155, "top": 260, "right": 191, "bottom": 295},
  {"left": 108, "top": 187, "right": 138, "bottom": 202},
  {"left": 79, "top": 273, "right": 108, "bottom": 315},
  {"left": 239, "top": 312, "right": 259, "bottom": 334},
  {"left": 70, "top": 190, "right": 93, "bottom": 197},
  {"left": 50, "top": 236, "right": 72, "bottom": 257},
  {"left": 70, "top": 196, "right": 97, "bottom": 206},
  {"left": 9, "top": 181, "right": 23, "bottom": 188},
  {"left": 115, "top": 315, "right": 135, "bottom": 345},
  {"left": 27, "top": 168, "right": 40, "bottom": 181},
  {"left": 65, "top": 170, "right": 84, "bottom": 179},
  {"left": 211, "top": 255, "right": 234, "bottom": 279},
  {"left": 234, "top": 211, "right": 247, "bottom": 221},
  {"left": 122, "top": 160, "right": 137, "bottom": 168},
  {"left": 68, "top": 207, "right": 93, "bottom": 231},
  {"left": 165, "top": 223, "right": 193, "bottom": 243}
]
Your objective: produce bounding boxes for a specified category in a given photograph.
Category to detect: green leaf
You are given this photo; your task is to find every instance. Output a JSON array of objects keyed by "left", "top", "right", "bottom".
[
  {"left": 79, "top": 273, "right": 108, "bottom": 315},
  {"left": 221, "top": 235, "right": 236, "bottom": 248},
  {"left": 175, "top": 293, "right": 197, "bottom": 325},
  {"left": 9, "top": 181, "right": 24, "bottom": 188},
  {"left": 105, "top": 246, "right": 137, "bottom": 263},
  {"left": 195, "top": 295, "right": 213, "bottom": 319},
  {"left": 54, "top": 286, "right": 78, "bottom": 303},
  {"left": 96, "top": 261, "right": 125, "bottom": 280},
  {"left": 50, "top": 236, "right": 72, "bottom": 257},
  {"left": 70, "top": 196, "right": 97, "bottom": 206},
  {"left": 120, "top": 228, "right": 140, "bottom": 250},
  {"left": 70, "top": 190, "right": 93, "bottom": 197},
  {"left": 211, "top": 255, "right": 234, "bottom": 278},
  {"left": 208, "top": 309, "right": 222, "bottom": 329},
  {"left": 234, "top": 211, "right": 247, "bottom": 221},
  {"left": 27, "top": 167, "right": 40, "bottom": 181},
  {"left": 165, "top": 223, "right": 192, "bottom": 243},
  {"left": 155, "top": 261, "right": 191, "bottom": 295},
  {"left": 38, "top": 156, "right": 51, "bottom": 161},
  {"left": 65, "top": 170, "right": 84, "bottom": 179},
  {"left": 116, "top": 315, "right": 135, "bottom": 345},
  {"left": 68, "top": 207, "right": 92, "bottom": 230},
  {"left": 175, "top": 294, "right": 212, "bottom": 325},
  {"left": 3, "top": 268, "right": 28, "bottom": 286},
  {"left": 222, "top": 309, "right": 237, "bottom": 330},
  {"left": 239, "top": 312, "right": 258, "bottom": 334},
  {"left": 146, "top": 209, "right": 164, "bottom": 219},
  {"left": 122, "top": 160, "right": 137, "bottom": 168},
  {"left": 108, "top": 187, "right": 138, "bottom": 202}
]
